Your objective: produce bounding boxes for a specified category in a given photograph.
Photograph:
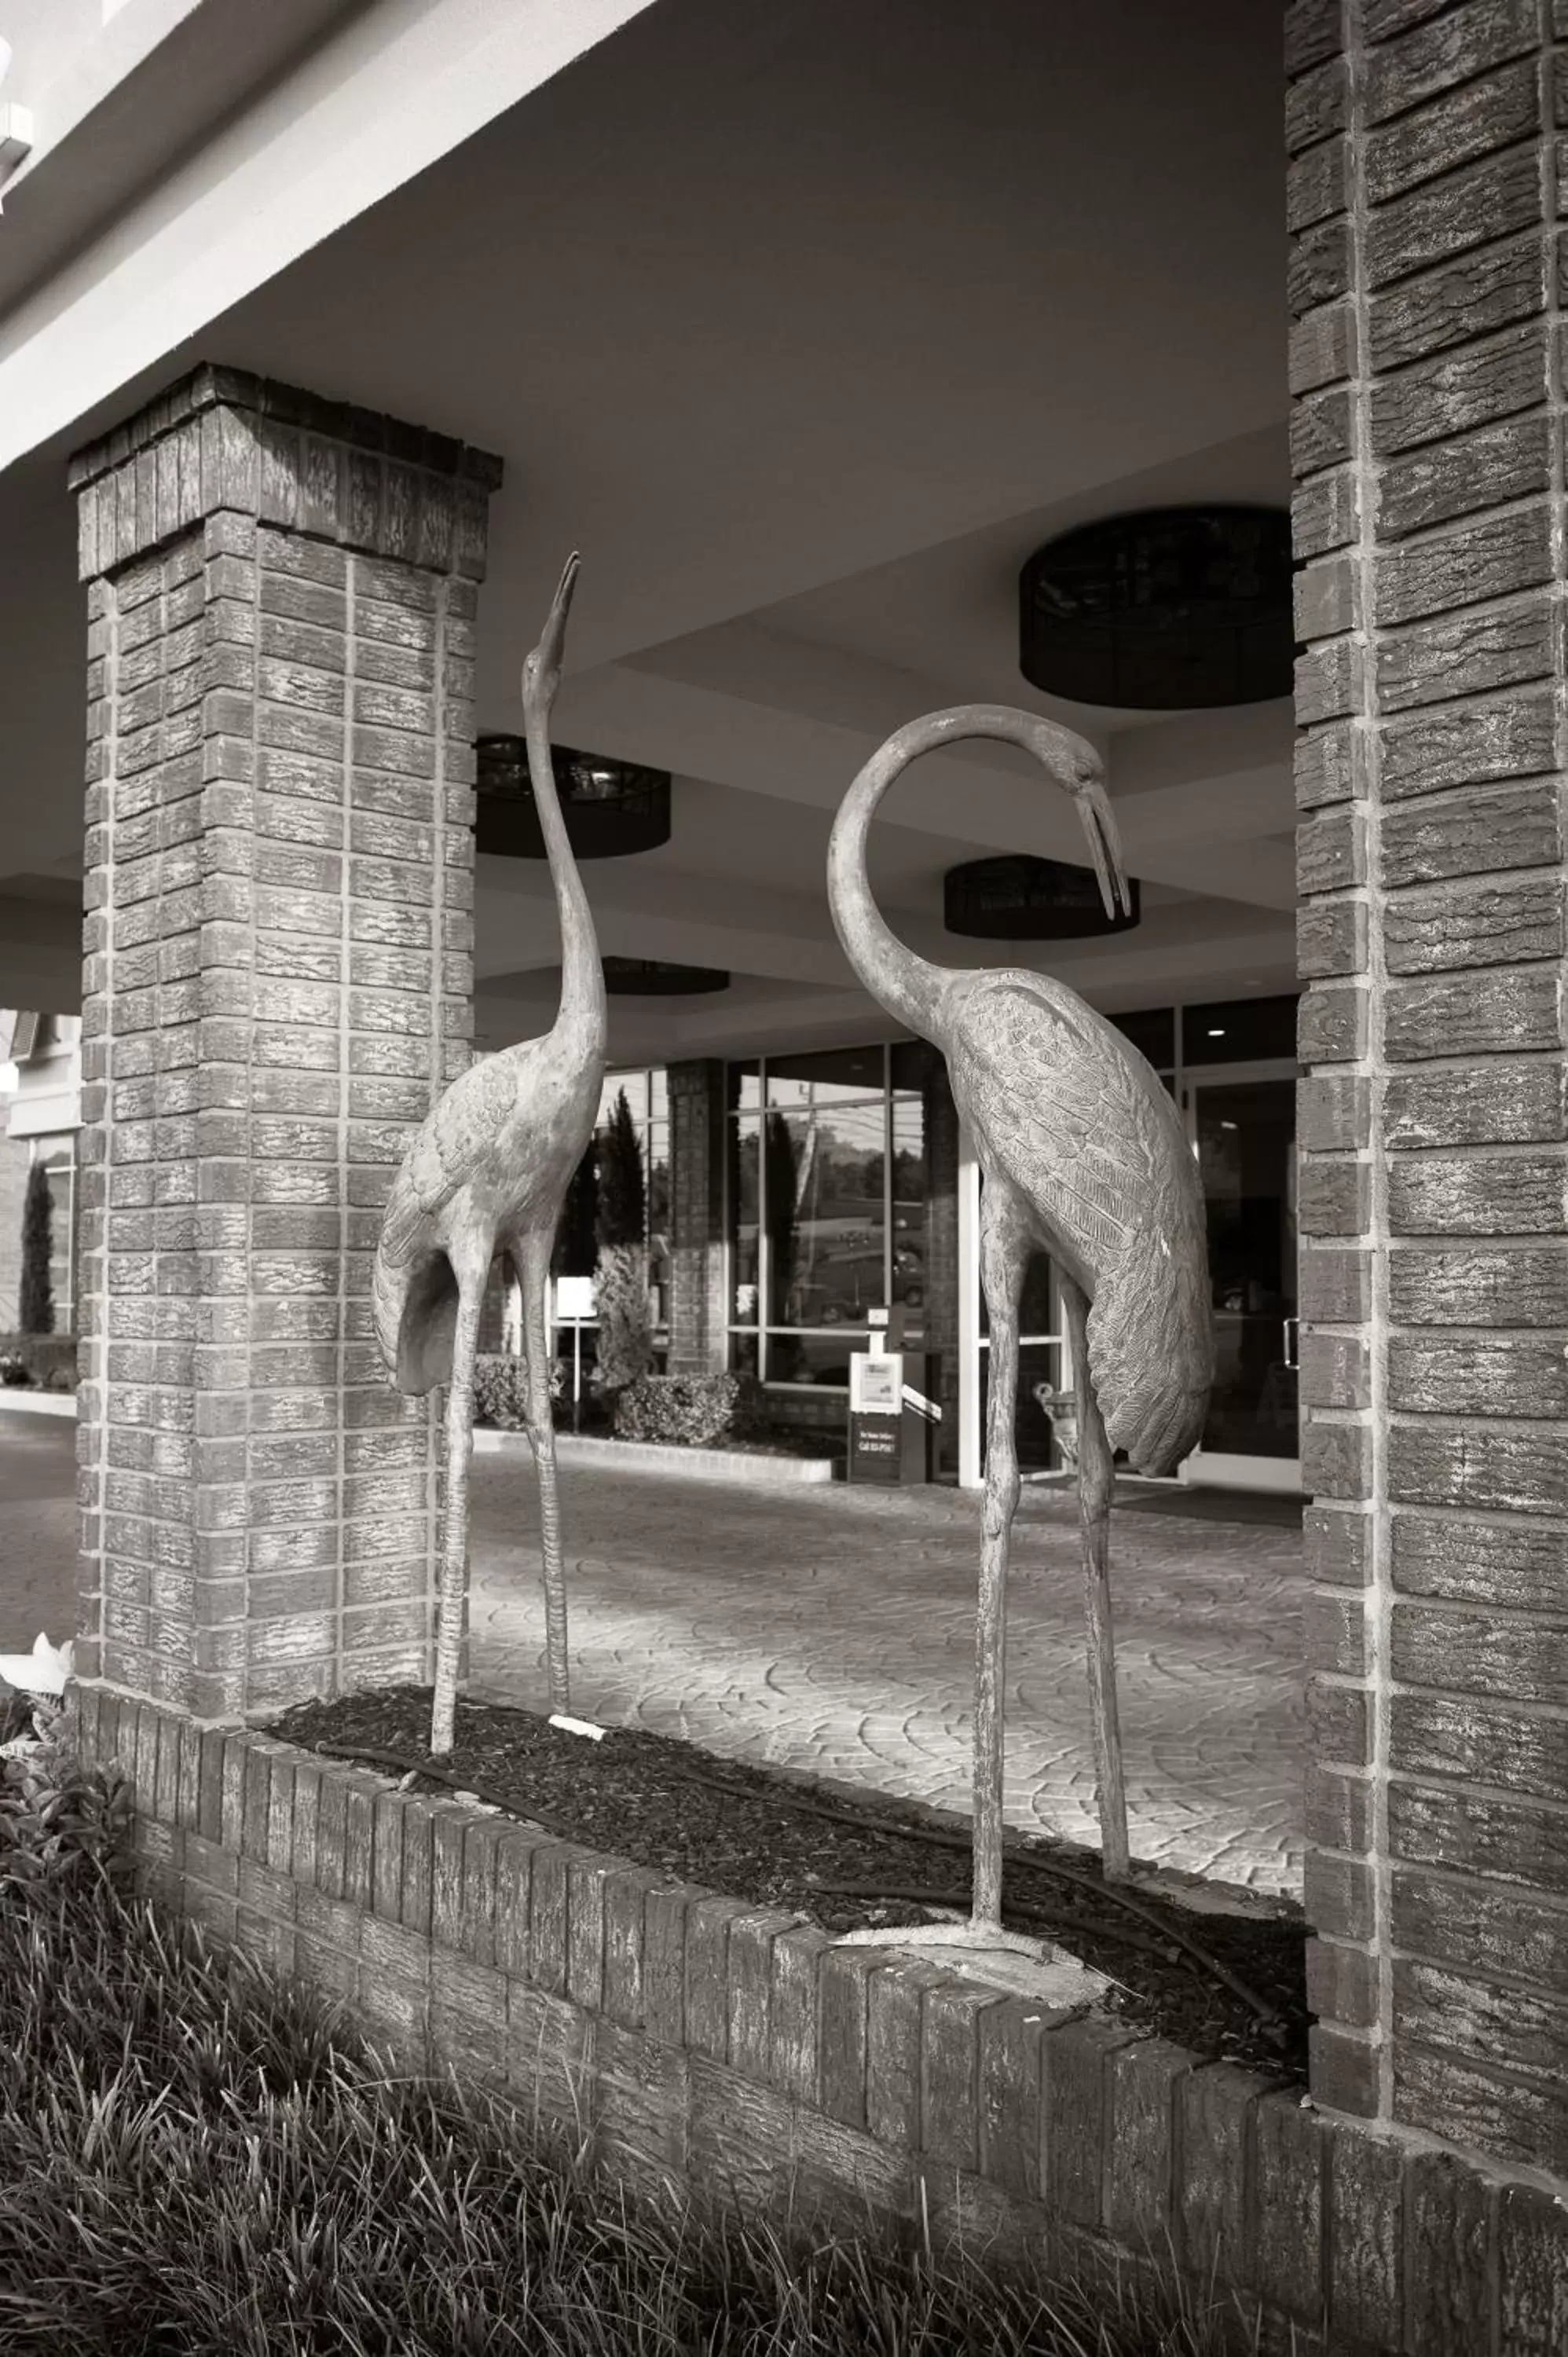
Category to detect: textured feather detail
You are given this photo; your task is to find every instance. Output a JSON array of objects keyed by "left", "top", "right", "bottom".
[
  {"left": 370, "top": 1050, "right": 529, "bottom": 1380},
  {"left": 947, "top": 973, "right": 1213, "bottom": 1473}
]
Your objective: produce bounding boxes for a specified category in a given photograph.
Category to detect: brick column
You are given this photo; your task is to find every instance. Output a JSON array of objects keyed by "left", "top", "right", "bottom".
[
  {"left": 667, "top": 1060, "right": 727, "bottom": 1374},
  {"left": 1289, "top": 2, "right": 1568, "bottom": 2178},
  {"left": 70, "top": 365, "right": 500, "bottom": 1725}
]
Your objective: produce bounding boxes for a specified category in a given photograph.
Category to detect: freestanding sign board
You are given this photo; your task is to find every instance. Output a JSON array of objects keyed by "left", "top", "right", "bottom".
[{"left": 848, "top": 1343, "right": 940, "bottom": 1484}]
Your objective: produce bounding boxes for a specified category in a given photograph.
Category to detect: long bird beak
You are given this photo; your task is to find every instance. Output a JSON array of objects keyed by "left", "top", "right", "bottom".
[
  {"left": 522, "top": 552, "right": 581, "bottom": 718},
  {"left": 1074, "top": 772, "right": 1133, "bottom": 922}
]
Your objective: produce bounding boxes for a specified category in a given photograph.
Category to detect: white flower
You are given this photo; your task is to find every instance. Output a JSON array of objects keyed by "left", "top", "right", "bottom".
[{"left": 0, "top": 1631, "right": 74, "bottom": 1697}]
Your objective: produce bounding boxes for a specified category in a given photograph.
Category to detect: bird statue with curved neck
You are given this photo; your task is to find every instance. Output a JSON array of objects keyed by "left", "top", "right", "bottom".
[
  {"left": 372, "top": 554, "right": 606, "bottom": 1760},
  {"left": 827, "top": 706, "right": 1212, "bottom": 1951}
]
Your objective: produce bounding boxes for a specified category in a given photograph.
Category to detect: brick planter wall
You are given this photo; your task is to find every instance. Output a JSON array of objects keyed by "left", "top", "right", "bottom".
[
  {"left": 1288, "top": 0, "right": 1568, "bottom": 2179},
  {"left": 70, "top": 1686, "right": 1568, "bottom": 2356}
]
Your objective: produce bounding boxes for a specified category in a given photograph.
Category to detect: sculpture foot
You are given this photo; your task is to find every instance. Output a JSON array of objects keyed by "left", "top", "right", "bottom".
[{"left": 830, "top": 1916, "right": 1052, "bottom": 1963}]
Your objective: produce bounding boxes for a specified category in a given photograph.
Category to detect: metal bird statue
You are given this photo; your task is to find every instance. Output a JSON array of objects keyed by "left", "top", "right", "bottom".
[
  {"left": 372, "top": 555, "right": 606, "bottom": 1758},
  {"left": 827, "top": 706, "right": 1212, "bottom": 1952}
]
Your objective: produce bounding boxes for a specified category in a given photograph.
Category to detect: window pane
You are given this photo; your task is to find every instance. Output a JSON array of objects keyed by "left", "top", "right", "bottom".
[
  {"left": 1182, "top": 995, "right": 1299, "bottom": 1066},
  {"left": 1108, "top": 1006, "right": 1174, "bottom": 1070},
  {"left": 891, "top": 1094, "right": 925, "bottom": 1341},
  {"left": 764, "top": 1332, "right": 856, "bottom": 1387},
  {"left": 647, "top": 1123, "right": 670, "bottom": 1232},
  {"left": 730, "top": 1116, "right": 760, "bottom": 1316},
  {"left": 764, "top": 1044, "right": 885, "bottom": 1106},
  {"left": 728, "top": 1059, "right": 763, "bottom": 1112},
  {"left": 889, "top": 1041, "right": 929, "bottom": 1091},
  {"left": 730, "top": 1331, "right": 760, "bottom": 1380},
  {"left": 766, "top": 1103, "right": 886, "bottom": 1327},
  {"left": 650, "top": 1069, "right": 669, "bottom": 1121}
]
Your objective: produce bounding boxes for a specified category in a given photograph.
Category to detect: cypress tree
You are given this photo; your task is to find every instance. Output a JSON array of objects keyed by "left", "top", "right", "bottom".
[
  {"left": 554, "top": 1138, "right": 599, "bottom": 1277},
  {"left": 595, "top": 1088, "right": 646, "bottom": 1249},
  {"left": 18, "top": 1160, "right": 54, "bottom": 1336}
]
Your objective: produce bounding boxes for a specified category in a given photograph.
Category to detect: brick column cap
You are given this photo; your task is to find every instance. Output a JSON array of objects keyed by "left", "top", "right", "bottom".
[{"left": 69, "top": 363, "right": 504, "bottom": 585}]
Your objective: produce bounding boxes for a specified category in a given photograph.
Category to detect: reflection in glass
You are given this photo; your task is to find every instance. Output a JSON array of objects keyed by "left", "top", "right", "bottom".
[
  {"left": 892, "top": 1094, "right": 926, "bottom": 1340},
  {"left": 731, "top": 1116, "right": 760, "bottom": 1307},
  {"left": 767, "top": 1103, "right": 886, "bottom": 1327},
  {"left": 980, "top": 1339, "right": 1072, "bottom": 1474},
  {"left": 730, "top": 1331, "right": 760, "bottom": 1380},
  {"left": 765, "top": 1331, "right": 859, "bottom": 1387},
  {"left": 764, "top": 1045, "right": 886, "bottom": 1105},
  {"left": 1195, "top": 1077, "right": 1298, "bottom": 1457},
  {"left": 728, "top": 1060, "right": 763, "bottom": 1113}
]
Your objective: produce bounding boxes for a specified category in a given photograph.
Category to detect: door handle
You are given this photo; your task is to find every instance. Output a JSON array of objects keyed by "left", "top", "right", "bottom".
[{"left": 1282, "top": 1316, "right": 1299, "bottom": 1370}]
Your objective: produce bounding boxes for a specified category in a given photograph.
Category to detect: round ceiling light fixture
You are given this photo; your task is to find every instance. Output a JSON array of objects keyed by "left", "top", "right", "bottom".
[
  {"left": 1019, "top": 504, "right": 1295, "bottom": 709},
  {"left": 476, "top": 737, "right": 672, "bottom": 859},
  {"left": 944, "top": 854, "right": 1141, "bottom": 941},
  {"left": 603, "top": 956, "right": 730, "bottom": 995}
]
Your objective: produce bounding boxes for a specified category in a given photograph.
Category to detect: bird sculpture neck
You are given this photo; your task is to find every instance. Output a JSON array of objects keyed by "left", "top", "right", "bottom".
[
  {"left": 828, "top": 702, "right": 1114, "bottom": 1047},
  {"left": 526, "top": 706, "right": 606, "bottom": 1057}
]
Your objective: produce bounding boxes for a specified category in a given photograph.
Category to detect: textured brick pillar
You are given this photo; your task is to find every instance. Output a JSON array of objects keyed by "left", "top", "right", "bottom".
[
  {"left": 1288, "top": 2, "right": 1568, "bottom": 2178},
  {"left": 921, "top": 1048, "right": 961, "bottom": 1480},
  {"left": 667, "top": 1060, "right": 727, "bottom": 1375},
  {"left": 69, "top": 365, "right": 500, "bottom": 1725}
]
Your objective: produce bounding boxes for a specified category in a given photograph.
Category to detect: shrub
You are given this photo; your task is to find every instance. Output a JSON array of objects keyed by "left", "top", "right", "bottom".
[
  {"left": 0, "top": 1334, "right": 76, "bottom": 1390},
  {"left": 592, "top": 1244, "right": 654, "bottom": 1396},
  {"left": 473, "top": 1353, "right": 564, "bottom": 1431},
  {"left": 613, "top": 1371, "right": 740, "bottom": 1447},
  {"left": 18, "top": 1161, "right": 53, "bottom": 1336}
]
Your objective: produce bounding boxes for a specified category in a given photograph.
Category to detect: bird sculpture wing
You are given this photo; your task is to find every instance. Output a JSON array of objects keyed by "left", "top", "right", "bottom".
[
  {"left": 376, "top": 1051, "right": 525, "bottom": 1274},
  {"left": 947, "top": 974, "right": 1212, "bottom": 1474}
]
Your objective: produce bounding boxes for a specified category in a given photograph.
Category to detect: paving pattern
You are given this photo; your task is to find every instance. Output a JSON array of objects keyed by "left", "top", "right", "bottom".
[
  {"left": 467, "top": 1441, "right": 1305, "bottom": 1897},
  {"left": 0, "top": 1411, "right": 1305, "bottom": 1897}
]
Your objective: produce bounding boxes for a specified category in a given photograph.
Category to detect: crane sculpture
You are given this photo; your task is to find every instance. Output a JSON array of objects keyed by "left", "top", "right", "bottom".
[
  {"left": 827, "top": 705, "right": 1212, "bottom": 1954},
  {"left": 372, "top": 554, "right": 606, "bottom": 1760}
]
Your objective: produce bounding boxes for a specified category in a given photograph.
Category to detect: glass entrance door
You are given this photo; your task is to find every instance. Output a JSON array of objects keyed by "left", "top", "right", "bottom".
[{"left": 1187, "top": 1072, "right": 1299, "bottom": 1474}]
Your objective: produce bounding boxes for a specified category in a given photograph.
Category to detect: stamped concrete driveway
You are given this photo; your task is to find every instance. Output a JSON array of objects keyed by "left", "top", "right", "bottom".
[
  {"left": 1, "top": 1409, "right": 1304, "bottom": 1898},
  {"left": 467, "top": 1443, "right": 1305, "bottom": 1898}
]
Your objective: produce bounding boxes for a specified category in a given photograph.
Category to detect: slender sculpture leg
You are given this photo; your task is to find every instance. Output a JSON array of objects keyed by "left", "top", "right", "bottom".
[
  {"left": 430, "top": 1271, "right": 484, "bottom": 1760},
  {"left": 518, "top": 1231, "right": 571, "bottom": 1718},
  {"left": 1061, "top": 1274, "right": 1130, "bottom": 1882},
  {"left": 828, "top": 1181, "right": 1044, "bottom": 1963},
  {"left": 973, "top": 1186, "right": 1028, "bottom": 1929}
]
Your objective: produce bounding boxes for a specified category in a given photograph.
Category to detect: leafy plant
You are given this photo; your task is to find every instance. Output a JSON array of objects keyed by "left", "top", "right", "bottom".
[
  {"left": 592, "top": 1088, "right": 653, "bottom": 1398},
  {"left": 613, "top": 1372, "right": 740, "bottom": 1447},
  {"left": 473, "top": 1353, "right": 564, "bottom": 1431},
  {"left": 18, "top": 1160, "right": 53, "bottom": 1337},
  {"left": 592, "top": 1247, "right": 654, "bottom": 1397}
]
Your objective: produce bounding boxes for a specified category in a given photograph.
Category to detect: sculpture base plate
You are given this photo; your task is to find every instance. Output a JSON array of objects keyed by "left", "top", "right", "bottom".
[
  {"left": 830, "top": 1915, "right": 1114, "bottom": 2005},
  {"left": 832, "top": 1918, "right": 1049, "bottom": 1962}
]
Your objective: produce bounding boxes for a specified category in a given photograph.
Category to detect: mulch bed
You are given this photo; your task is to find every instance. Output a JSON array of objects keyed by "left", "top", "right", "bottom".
[{"left": 261, "top": 1684, "right": 1310, "bottom": 2084}]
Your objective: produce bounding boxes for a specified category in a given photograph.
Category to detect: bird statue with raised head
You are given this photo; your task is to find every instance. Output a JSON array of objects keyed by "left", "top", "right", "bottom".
[{"left": 372, "top": 555, "right": 606, "bottom": 1759}]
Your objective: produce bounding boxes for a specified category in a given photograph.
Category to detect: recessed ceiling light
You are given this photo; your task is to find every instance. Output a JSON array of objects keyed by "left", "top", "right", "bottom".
[{"left": 1207, "top": 1027, "right": 1225, "bottom": 1037}]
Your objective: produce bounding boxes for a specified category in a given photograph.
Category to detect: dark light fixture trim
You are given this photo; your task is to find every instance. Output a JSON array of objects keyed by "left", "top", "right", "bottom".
[
  {"left": 475, "top": 736, "right": 672, "bottom": 859},
  {"left": 603, "top": 956, "right": 730, "bottom": 995},
  {"left": 943, "top": 853, "right": 1141, "bottom": 941},
  {"left": 1019, "top": 504, "right": 1295, "bottom": 710}
]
